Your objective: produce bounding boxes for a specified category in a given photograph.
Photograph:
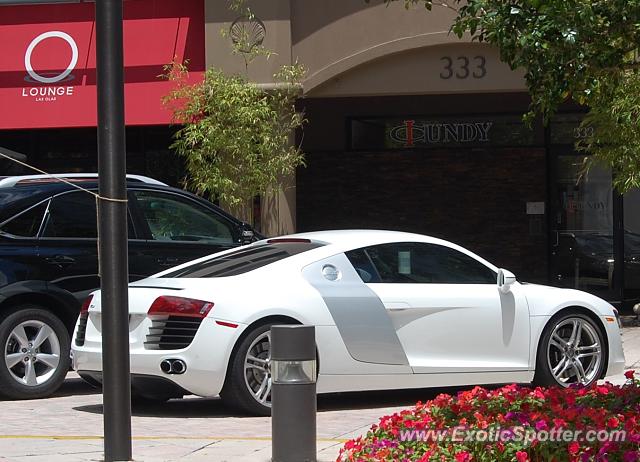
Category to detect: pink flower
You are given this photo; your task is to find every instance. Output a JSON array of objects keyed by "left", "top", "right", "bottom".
[
  {"left": 516, "top": 451, "right": 529, "bottom": 462},
  {"left": 623, "top": 450, "right": 639, "bottom": 462},
  {"left": 455, "top": 451, "right": 472, "bottom": 462}
]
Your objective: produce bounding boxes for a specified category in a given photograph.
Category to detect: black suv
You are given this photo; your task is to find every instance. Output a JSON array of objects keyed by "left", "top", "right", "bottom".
[{"left": 0, "top": 174, "right": 257, "bottom": 400}]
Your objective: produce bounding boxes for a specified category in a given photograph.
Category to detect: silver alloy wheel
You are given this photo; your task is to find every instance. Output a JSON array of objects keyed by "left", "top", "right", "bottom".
[
  {"left": 243, "top": 331, "right": 272, "bottom": 407},
  {"left": 547, "top": 317, "right": 602, "bottom": 386},
  {"left": 4, "top": 320, "right": 61, "bottom": 387}
]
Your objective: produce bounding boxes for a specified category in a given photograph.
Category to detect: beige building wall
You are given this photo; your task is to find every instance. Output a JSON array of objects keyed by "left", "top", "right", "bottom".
[
  {"left": 204, "top": 0, "right": 527, "bottom": 235},
  {"left": 205, "top": 0, "right": 292, "bottom": 82}
]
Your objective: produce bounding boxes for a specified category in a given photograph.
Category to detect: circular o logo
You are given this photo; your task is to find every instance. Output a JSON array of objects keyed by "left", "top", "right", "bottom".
[{"left": 24, "top": 31, "right": 78, "bottom": 84}]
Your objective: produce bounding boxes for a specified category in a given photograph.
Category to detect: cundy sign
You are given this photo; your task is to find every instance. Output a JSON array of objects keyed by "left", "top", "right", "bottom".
[{"left": 390, "top": 120, "right": 494, "bottom": 148}]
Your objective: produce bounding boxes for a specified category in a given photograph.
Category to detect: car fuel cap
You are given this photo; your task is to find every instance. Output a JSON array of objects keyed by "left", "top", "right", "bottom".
[{"left": 321, "top": 264, "right": 341, "bottom": 281}]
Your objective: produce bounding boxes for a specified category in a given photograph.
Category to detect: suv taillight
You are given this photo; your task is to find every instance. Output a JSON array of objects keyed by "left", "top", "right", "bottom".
[
  {"left": 80, "top": 294, "right": 93, "bottom": 314},
  {"left": 148, "top": 296, "right": 214, "bottom": 318}
]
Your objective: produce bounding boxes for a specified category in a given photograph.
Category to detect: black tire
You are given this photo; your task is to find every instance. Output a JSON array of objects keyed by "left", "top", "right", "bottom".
[
  {"left": 221, "top": 323, "right": 274, "bottom": 416},
  {"left": 0, "top": 305, "right": 71, "bottom": 400},
  {"left": 533, "top": 311, "right": 607, "bottom": 388}
]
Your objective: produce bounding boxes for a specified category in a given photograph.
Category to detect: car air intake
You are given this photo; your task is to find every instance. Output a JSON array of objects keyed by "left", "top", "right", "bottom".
[{"left": 144, "top": 296, "right": 214, "bottom": 351}]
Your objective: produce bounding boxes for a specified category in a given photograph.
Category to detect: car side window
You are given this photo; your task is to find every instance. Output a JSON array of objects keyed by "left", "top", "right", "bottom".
[
  {"left": 0, "top": 202, "right": 48, "bottom": 237},
  {"left": 132, "top": 190, "right": 235, "bottom": 244},
  {"left": 345, "top": 249, "right": 381, "bottom": 283},
  {"left": 355, "top": 242, "right": 496, "bottom": 284},
  {"left": 41, "top": 191, "right": 98, "bottom": 238}
]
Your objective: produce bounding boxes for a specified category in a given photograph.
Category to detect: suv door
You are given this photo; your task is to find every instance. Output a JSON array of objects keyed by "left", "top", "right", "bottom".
[
  {"left": 37, "top": 190, "right": 138, "bottom": 301},
  {"left": 0, "top": 201, "right": 48, "bottom": 286},
  {"left": 128, "top": 189, "right": 239, "bottom": 275},
  {"left": 37, "top": 191, "right": 101, "bottom": 302}
]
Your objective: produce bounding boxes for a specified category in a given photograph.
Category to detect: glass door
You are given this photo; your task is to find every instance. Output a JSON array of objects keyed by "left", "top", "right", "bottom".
[
  {"left": 550, "top": 154, "right": 616, "bottom": 299},
  {"left": 624, "top": 188, "right": 640, "bottom": 305}
]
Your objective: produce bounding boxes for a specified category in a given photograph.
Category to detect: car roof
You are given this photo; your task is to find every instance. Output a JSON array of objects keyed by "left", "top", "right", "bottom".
[
  {"left": 280, "top": 229, "right": 436, "bottom": 246},
  {"left": 0, "top": 174, "right": 243, "bottom": 226},
  {"left": 0, "top": 173, "right": 166, "bottom": 188},
  {"left": 265, "top": 230, "right": 500, "bottom": 271}
]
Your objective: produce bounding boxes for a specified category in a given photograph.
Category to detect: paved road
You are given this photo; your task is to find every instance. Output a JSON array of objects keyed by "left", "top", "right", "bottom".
[{"left": 0, "top": 326, "right": 637, "bottom": 462}]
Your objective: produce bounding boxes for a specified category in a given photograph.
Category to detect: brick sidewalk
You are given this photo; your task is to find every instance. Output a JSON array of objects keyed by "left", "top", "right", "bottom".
[{"left": 0, "top": 327, "right": 637, "bottom": 461}]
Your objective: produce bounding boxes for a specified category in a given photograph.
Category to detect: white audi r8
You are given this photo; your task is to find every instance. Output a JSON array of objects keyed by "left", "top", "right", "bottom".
[{"left": 71, "top": 230, "right": 625, "bottom": 415}]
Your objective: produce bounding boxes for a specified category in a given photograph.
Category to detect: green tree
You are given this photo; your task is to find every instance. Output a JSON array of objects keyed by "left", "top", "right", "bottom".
[
  {"left": 163, "top": 1, "right": 305, "bottom": 221},
  {"left": 382, "top": 0, "right": 640, "bottom": 191}
]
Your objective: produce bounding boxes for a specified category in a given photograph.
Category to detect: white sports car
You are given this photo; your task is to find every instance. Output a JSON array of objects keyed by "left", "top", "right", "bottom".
[{"left": 71, "top": 230, "right": 625, "bottom": 415}]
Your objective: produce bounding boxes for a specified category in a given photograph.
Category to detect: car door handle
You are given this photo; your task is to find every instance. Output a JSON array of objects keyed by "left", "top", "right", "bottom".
[
  {"left": 385, "top": 302, "right": 411, "bottom": 311},
  {"left": 45, "top": 255, "right": 76, "bottom": 266}
]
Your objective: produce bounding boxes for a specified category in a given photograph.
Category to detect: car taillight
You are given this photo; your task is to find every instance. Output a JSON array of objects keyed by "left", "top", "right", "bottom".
[
  {"left": 80, "top": 294, "right": 94, "bottom": 314},
  {"left": 148, "top": 296, "right": 214, "bottom": 318}
]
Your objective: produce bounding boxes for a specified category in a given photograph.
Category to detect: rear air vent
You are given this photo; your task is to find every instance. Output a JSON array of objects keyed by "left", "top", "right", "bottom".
[
  {"left": 75, "top": 312, "right": 89, "bottom": 346},
  {"left": 144, "top": 316, "right": 203, "bottom": 350}
]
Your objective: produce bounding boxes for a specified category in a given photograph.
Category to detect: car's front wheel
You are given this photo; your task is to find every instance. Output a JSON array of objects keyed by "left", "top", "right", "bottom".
[
  {"left": 0, "top": 305, "right": 70, "bottom": 399},
  {"left": 534, "top": 311, "right": 607, "bottom": 388},
  {"left": 221, "top": 323, "right": 274, "bottom": 416}
]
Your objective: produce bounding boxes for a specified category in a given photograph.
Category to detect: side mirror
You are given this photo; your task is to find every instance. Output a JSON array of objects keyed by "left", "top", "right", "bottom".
[
  {"left": 239, "top": 223, "right": 255, "bottom": 245},
  {"left": 497, "top": 268, "right": 517, "bottom": 294}
]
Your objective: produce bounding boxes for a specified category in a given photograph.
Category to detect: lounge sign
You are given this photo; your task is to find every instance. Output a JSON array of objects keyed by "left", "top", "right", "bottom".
[
  {"left": 0, "top": 0, "right": 205, "bottom": 129},
  {"left": 21, "top": 31, "right": 79, "bottom": 102},
  {"left": 350, "top": 116, "right": 540, "bottom": 150}
]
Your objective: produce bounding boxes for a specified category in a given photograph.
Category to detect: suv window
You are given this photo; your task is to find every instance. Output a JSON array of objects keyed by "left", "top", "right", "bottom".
[
  {"left": 165, "top": 241, "right": 325, "bottom": 278},
  {"left": 347, "top": 242, "right": 496, "bottom": 284},
  {"left": 133, "top": 190, "right": 235, "bottom": 244},
  {"left": 42, "top": 191, "right": 98, "bottom": 239},
  {"left": 0, "top": 202, "right": 47, "bottom": 237}
]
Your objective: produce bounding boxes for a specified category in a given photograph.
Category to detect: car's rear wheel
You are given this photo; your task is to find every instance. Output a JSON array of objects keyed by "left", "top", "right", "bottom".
[
  {"left": 0, "top": 305, "right": 70, "bottom": 399},
  {"left": 534, "top": 311, "right": 606, "bottom": 388},
  {"left": 221, "top": 323, "right": 273, "bottom": 416}
]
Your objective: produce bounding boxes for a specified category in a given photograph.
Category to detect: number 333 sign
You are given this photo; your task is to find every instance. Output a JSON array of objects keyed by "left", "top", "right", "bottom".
[{"left": 440, "top": 56, "right": 487, "bottom": 79}]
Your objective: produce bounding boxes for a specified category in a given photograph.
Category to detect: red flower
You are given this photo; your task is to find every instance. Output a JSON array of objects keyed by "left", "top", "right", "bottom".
[
  {"left": 516, "top": 451, "right": 529, "bottom": 462},
  {"left": 569, "top": 441, "right": 580, "bottom": 455},
  {"left": 625, "top": 370, "right": 635, "bottom": 380},
  {"left": 553, "top": 418, "right": 568, "bottom": 428},
  {"left": 607, "top": 417, "right": 620, "bottom": 429},
  {"left": 455, "top": 451, "right": 472, "bottom": 462}
]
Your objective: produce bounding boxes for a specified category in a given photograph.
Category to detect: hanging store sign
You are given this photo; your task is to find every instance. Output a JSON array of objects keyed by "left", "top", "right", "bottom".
[
  {"left": 350, "top": 115, "right": 541, "bottom": 150},
  {"left": 0, "top": 0, "right": 205, "bottom": 129},
  {"left": 388, "top": 120, "right": 494, "bottom": 146}
]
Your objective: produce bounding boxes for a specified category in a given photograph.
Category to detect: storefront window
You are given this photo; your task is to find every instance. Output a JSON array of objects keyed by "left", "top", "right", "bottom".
[
  {"left": 624, "top": 188, "right": 640, "bottom": 299},
  {"left": 551, "top": 155, "right": 614, "bottom": 296},
  {"left": 350, "top": 115, "right": 541, "bottom": 150}
]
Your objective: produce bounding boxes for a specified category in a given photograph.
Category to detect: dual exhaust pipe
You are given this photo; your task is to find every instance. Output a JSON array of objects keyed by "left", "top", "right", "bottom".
[{"left": 160, "top": 358, "right": 186, "bottom": 375}]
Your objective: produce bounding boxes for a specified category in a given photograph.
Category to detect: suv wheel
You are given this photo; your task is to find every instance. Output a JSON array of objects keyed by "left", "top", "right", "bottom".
[{"left": 0, "top": 305, "right": 70, "bottom": 399}]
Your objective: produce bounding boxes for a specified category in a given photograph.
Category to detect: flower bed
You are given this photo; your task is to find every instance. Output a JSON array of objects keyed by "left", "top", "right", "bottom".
[{"left": 338, "top": 371, "right": 639, "bottom": 462}]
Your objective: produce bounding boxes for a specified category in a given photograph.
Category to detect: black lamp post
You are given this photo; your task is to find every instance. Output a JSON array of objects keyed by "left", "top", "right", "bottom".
[{"left": 95, "top": 0, "right": 131, "bottom": 460}]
